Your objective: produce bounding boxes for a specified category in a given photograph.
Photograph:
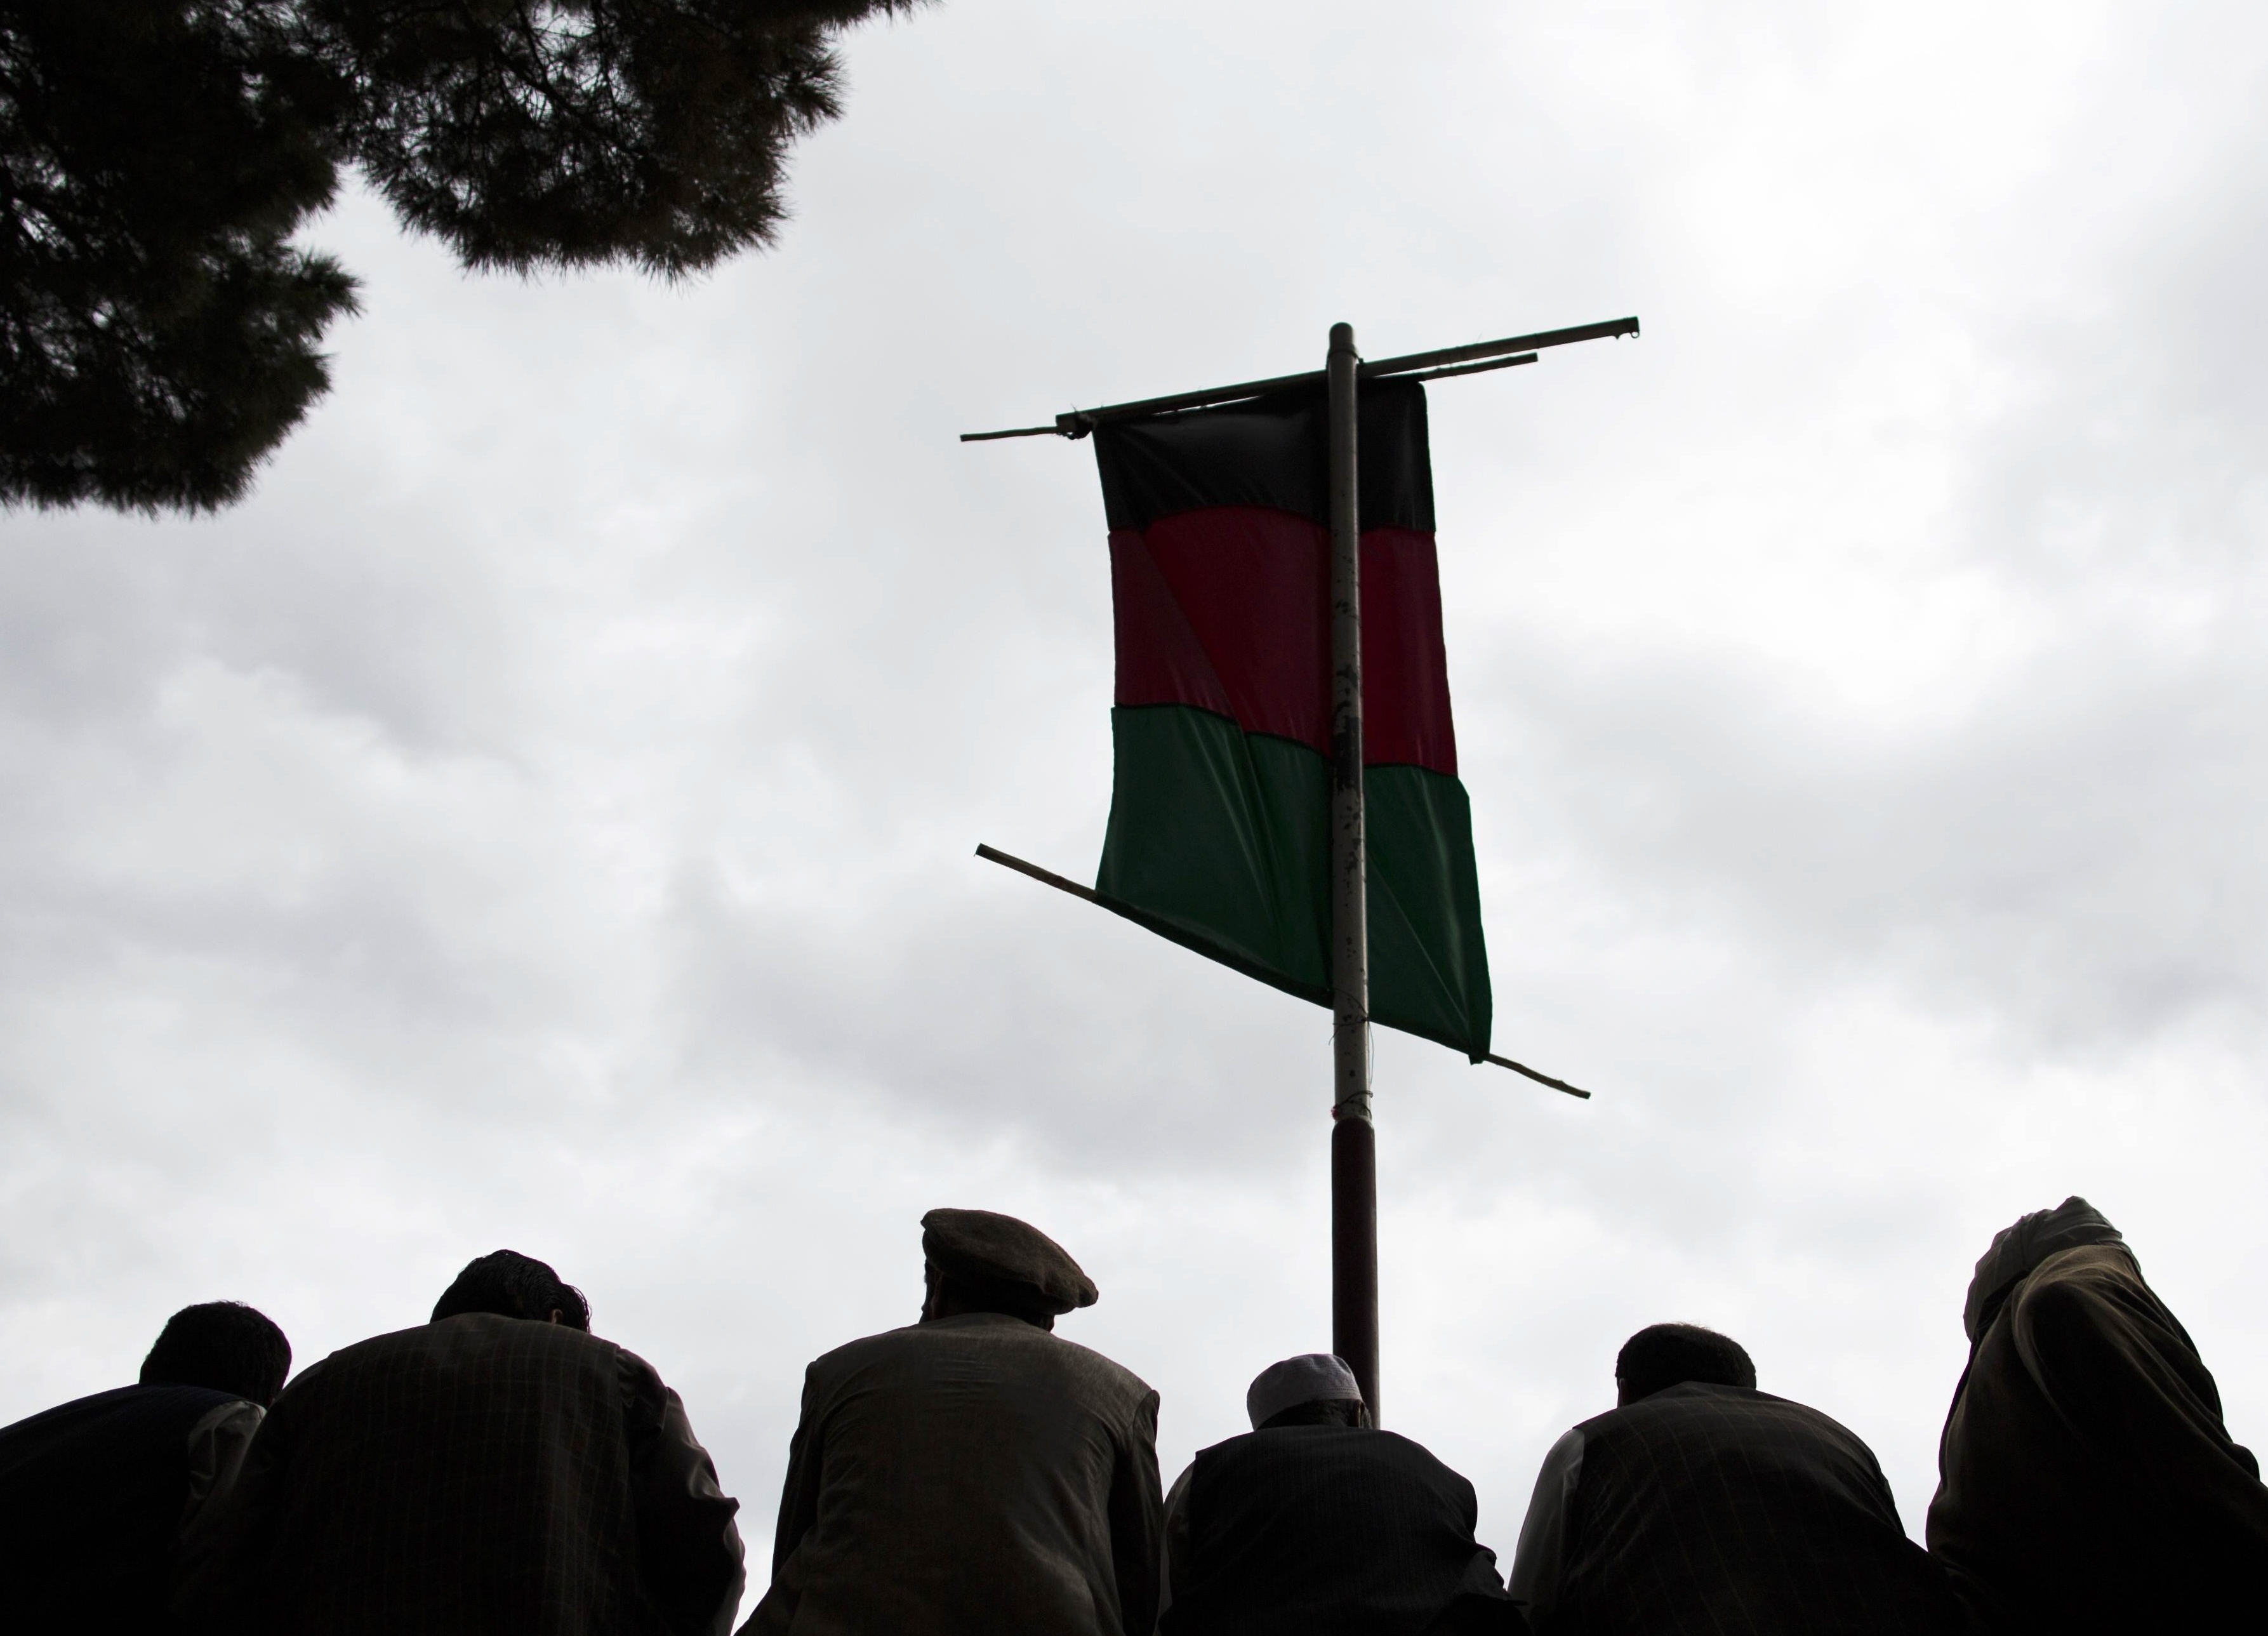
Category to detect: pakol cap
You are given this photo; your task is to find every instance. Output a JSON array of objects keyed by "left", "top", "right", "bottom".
[
  {"left": 1246, "top": 1353, "right": 1363, "bottom": 1430},
  {"left": 921, "top": 1208, "right": 1098, "bottom": 1315}
]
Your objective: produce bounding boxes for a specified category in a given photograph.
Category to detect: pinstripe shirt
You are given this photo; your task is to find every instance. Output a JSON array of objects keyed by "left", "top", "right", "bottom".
[
  {"left": 176, "top": 1314, "right": 745, "bottom": 1636},
  {"left": 1509, "top": 1383, "right": 1959, "bottom": 1635}
]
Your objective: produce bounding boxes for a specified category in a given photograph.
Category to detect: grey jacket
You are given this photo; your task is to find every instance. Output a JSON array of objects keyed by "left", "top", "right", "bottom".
[{"left": 747, "top": 1312, "right": 1162, "bottom": 1636}]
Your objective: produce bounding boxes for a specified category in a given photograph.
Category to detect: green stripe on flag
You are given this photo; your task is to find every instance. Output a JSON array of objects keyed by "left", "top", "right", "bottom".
[
  {"left": 1368, "top": 764, "right": 1493, "bottom": 1060},
  {"left": 1096, "top": 703, "right": 1493, "bottom": 1060},
  {"left": 1098, "top": 704, "right": 1330, "bottom": 994}
]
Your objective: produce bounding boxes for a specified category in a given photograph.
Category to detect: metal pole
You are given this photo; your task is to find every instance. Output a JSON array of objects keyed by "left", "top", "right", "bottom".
[{"left": 1326, "top": 320, "right": 1378, "bottom": 1423}]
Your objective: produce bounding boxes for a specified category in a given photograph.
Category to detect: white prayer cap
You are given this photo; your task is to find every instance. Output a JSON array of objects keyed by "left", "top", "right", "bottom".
[{"left": 1245, "top": 1353, "right": 1363, "bottom": 1430}]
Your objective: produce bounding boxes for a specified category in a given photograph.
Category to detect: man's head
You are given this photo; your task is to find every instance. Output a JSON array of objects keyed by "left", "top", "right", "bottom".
[
  {"left": 1963, "top": 1196, "right": 2125, "bottom": 1344},
  {"left": 1245, "top": 1353, "right": 1369, "bottom": 1430},
  {"left": 1615, "top": 1322, "right": 1756, "bottom": 1407},
  {"left": 431, "top": 1249, "right": 590, "bottom": 1330},
  {"left": 140, "top": 1301, "right": 292, "bottom": 1407},
  {"left": 918, "top": 1208, "right": 1097, "bottom": 1331}
]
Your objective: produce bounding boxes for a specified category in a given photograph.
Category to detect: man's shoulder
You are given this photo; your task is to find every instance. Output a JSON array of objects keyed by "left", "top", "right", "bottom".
[
  {"left": 0, "top": 1383, "right": 146, "bottom": 1440},
  {"left": 262, "top": 1322, "right": 658, "bottom": 1461},
  {"left": 2008, "top": 1240, "right": 2198, "bottom": 1368},
  {"left": 1027, "top": 1326, "right": 1155, "bottom": 1403},
  {"left": 328, "top": 1313, "right": 620, "bottom": 1359},
  {"left": 811, "top": 1316, "right": 1153, "bottom": 1404},
  {"left": 2029, "top": 1239, "right": 2141, "bottom": 1283},
  {"left": 1191, "top": 1427, "right": 1480, "bottom": 1525},
  {"left": 802, "top": 1319, "right": 923, "bottom": 1387},
  {"left": 1584, "top": 1383, "right": 1815, "bottom": 1430},
  {"left": 293, "top": 1317, "right": 630, "bottom": 1402},
  {"left": 1580, "top": 1384, "right": 1878, "bottom": 1463},
  {"left": 2019, "top": 1240, "right": 2154, "bottom": 1315},
  {"left": 1202, "top": 1425, "right": 1462, "bottom": 1477},
  {"left": 0, "top": 1382, "right": 237, "bottom": 1451}
]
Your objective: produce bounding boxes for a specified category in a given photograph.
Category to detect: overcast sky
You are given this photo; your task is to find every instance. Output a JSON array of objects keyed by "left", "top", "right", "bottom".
[{"left": 6, "top": 0, "right": 2267, "bottom": 1611}]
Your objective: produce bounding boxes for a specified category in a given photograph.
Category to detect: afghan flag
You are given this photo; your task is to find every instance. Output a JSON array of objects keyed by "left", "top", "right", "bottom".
[{"left": 1089, "top": 378, "right": 1493, "bottom": 1061}]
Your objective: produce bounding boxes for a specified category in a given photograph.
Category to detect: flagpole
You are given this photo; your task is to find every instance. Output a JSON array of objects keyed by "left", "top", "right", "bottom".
[{"left": 1326, "top": 321, "right": 1379, "bottom": 1423}]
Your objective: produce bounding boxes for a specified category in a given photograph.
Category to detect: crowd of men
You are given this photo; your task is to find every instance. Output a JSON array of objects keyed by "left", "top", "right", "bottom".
[{"left": 3, "top": 1195, "right": 2262, "bottom": 1633}]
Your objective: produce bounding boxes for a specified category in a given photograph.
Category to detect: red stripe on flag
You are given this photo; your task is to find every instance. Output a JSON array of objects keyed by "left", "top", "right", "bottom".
[
  {"left": 1124, "top": 507, "right": 1329, "bottom": 748},
  {"left": 1109, "top": 506, "right": 1457, "bottom": 776},
  {"left": 1110, "top": 526, "right": 1238, "bottom": 719},
  {"left": 1360, "top": 526, "right": 1459, "bottom": 775}
]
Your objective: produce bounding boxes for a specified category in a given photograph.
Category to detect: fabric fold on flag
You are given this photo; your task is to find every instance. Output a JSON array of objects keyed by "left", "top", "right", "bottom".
[{"left": 1089, "top": 380, "right": 1494, "bottom": 1061}]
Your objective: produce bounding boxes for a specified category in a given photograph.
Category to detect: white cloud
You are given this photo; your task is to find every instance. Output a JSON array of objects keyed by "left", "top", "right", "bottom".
[{"left": 6, "top": 1, "right": 2268, "bottom": 1613}]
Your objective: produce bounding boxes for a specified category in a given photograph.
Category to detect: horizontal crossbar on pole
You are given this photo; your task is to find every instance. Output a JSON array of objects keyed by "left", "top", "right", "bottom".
[
  {"left": 974, "top": 843, "right": 1591, "bottom": 1098},
  {"left": 1391, "top": 352, "right": 1537, "bottom": 385},
  {"left": 1481, "top": 1053, "right": 1592, "bottom": 1100},
  {"left": 976, "top": 842, "right": 1105, "bottom": 907},
  {"left": 958, "top": 316, "right": 1637, "bottom": 442}
]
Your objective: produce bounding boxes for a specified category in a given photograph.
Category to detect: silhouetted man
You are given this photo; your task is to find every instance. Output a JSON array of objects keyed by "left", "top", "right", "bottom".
[
  {"left": 0, "top": 1300, "right": 289, "bottom": 1636},
  {"left": 747, "top": 1208, "right": 1162, "bottom": 1636},
  {"left": 1928, "top": 1197, "right": 2268, "bottom": 1633},
  {"left": 178, "top": 1249, "right": 745, "bottom": 1635},
  {"left": 1160, "top": 1353, "right": 1522, "bottom": 1635},
  {"left": 1510, "top": 1322, "right": 1959, "bottom": 1635}
]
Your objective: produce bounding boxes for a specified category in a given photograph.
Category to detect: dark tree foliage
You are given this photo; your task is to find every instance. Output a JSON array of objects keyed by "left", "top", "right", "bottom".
[
  {"left": 319, "top": 1, "right": 890, "bottom": 277},
  {"left": 0, "top": 0, "right": 912, "bottom": 513},
  {"left": 0, "top": 1, "right": 358, "bottom": 512}
]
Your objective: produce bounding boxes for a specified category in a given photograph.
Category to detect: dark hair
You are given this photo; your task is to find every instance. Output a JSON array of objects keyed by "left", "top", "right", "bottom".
[
  {"left": 1258, "top": 1397, "right": 1370, "bottom": 1430},
  {"left": 1615, "top": 1322, "right": 1755, "bottom": 1402},
  {"left": 431, "top": 1250, "right": 590, "bottom": 1331},
  {"left": 140, "top": 1301, "right": 292, "bottom": 1407}
]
